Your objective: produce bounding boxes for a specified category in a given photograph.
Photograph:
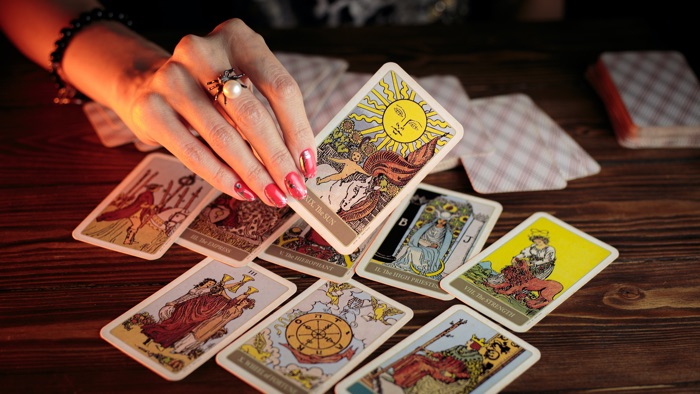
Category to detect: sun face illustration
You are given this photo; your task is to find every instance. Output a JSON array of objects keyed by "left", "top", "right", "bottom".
[{"left": 348, "top": 70, "right": 453, "bottom": 157}]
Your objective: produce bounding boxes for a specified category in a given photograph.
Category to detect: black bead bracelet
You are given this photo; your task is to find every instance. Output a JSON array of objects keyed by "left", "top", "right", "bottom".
[{"left": 49, "top": 8, "right": 133, "bottom": 104}]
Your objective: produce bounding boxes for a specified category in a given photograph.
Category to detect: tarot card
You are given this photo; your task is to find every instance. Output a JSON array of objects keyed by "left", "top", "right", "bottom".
[
  {"left": 335, "top": 304, "right": 540, "bottom": 394},
  {"left": 355, "top": 183, "right": 502, "bottom": 300},
  {"left": 260, "top": 216, "right": 380, "bottom": 282},
  {"left": 289, "top": 63, "right": 464, "bottom": 255},
  {"left": 417, "top": 75, "right": 494, "bottom": 174},
  {"left": 100, "top": 257, "right": 296, "bottom": 381},
  {"left": 441, "top": 212, "right": 619, "bottom": 332},
  {"left": 216, "top": 279, "right": 413, "bottom": 394},
  {"left": 462, "top": 94, "right": 568, "bottom": 193},
  {"left": 83, "top": 101, "right": 136, "bottom": 148},
  {"left": 72, "top": 153, "right": 216, "bottom": 259},
  {"left": 177, "top": 193, "right": 297, "bottom": 267}
]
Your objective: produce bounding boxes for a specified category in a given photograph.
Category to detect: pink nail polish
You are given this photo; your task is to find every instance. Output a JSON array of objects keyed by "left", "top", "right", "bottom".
[
  {"left": 264, "top": 184, "right": 287, "bottom": 208},
  {"left": 234, "top": 181, "right": 256, "bottom": 201},
  {"left": 299, "top": 149, "right": 316, "bottom": 178},
  {"left": 285, "top": 172, "right": 307, "bottom": 199}
]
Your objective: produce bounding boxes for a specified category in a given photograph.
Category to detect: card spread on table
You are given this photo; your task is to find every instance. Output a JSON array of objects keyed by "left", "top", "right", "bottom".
[
  {"left": 335, "top": 304, "right": 540, "bottom": 394},
  {"left": 355, "top": 183, "right": 502, "bottom": 300},
  {"left": 177, "top": 192, "right": 297, "bottom": 267},
  {"left": 72, "top": 153, "right": 216, "bottom": 259},
  {"left": 259, "top": 216, "right": 379, "bottom": 282},
  {"left": 100, "top": 258, "right": 296, "bottom": 381},
  {"left": 441, "top": 212, "right": 619, "bottom": 332},
  {"left": 289, "top": 62, "right": 464, "bottom": 254},
  {"left": 462, "top": 94, "right": 599, "bottom": 193},
  {"left": 216, "top": 278, "right": 413, "bottom": 394}
]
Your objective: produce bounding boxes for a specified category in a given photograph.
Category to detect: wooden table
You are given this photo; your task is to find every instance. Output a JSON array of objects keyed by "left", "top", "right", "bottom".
[{"left": 2, "top": 18, "right": 699, "bottom": 393}]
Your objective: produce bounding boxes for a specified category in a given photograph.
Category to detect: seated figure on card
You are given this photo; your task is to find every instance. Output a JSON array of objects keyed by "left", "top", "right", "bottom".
[{"left": 392, "top": 211, "right": 453, "bottom": 277}]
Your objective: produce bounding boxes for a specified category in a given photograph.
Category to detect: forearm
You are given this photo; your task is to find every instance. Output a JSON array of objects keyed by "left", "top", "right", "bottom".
[
  {"left": 0, "top": 0, "right": 169, "bottom": 110},
  {"left": 61, "top": 20, "right": 169, "bottom": 111}
]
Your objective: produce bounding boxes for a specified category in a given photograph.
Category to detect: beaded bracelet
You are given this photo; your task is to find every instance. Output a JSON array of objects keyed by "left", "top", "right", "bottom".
[{"left": 49, "top": 8, "right": 133, "bottom": 104}]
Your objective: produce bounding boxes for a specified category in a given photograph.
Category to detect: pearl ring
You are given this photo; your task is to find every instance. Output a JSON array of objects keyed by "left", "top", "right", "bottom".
[{"left": 206, "top": 68, "right": 248, "bottom": 104}]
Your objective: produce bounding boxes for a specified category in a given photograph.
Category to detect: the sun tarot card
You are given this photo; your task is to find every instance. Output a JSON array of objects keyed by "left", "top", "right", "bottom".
[{"left": 287, "top": 62, "right": 464, "bottom": 255}]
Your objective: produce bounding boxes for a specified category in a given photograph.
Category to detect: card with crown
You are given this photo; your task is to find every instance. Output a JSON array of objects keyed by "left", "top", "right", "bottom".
[
  {"left": 441, "top": 212, "right": 619, "bottom": 332},
  {"left": 100, "top": 257, "right": 296, "bottom": 381}
]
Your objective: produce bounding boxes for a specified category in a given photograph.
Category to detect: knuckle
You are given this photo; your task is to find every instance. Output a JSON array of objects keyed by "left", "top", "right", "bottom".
[
  {"left": 152, "top": 61, "right": 186, "bottom": 87},
  {"left": 130, "top": 92, "right": 165, "bottom": 124},
  {"left": 269, "top": 71, "right": 300, "bottom": 100},
  {"left": 209, "top": 165, "right": 232, "bottom": 189},
  {"left": 235, "top": 99, "right": 267, "bottom": 127},
  {"left": 178, "top": 141, "right": 206, "bottom": 168},
  {"left": 241, "top": 162, "right": 266, "bottom": 184},
  {"left": 206, "top": 122, "right": 236, "bottom": 148},
  {"left": 173, "top": 34, "right": 208, "bottom": 58},
  {"left": 289, "top": 121, "right": 313, "bottom": 139},
  {"left": 267, "top": 147, "right": 291, "bottom": 168}
]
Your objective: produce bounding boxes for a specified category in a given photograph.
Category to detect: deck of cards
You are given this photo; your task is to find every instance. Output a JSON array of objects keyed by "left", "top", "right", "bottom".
[
  {"left": 75, "top": 58, "right": 622, "bottom": 392},
  {"left": 587, "top": 51, "right": 700, "bottom": 148}
]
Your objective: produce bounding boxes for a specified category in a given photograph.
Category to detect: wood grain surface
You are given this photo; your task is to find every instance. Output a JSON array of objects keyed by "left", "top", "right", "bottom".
[{"left": 1, "top": 19, "right": 699, "bottom": 393}]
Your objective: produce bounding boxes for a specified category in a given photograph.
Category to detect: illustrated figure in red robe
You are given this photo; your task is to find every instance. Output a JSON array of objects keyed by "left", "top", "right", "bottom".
[
  {"left": 388, "top": 336, "right": 484, "bottom": 388},
  {"left": 96, "top": 183, "right": 161, "bottom": 244},
  {"left": 140, "top": 276, "right": 250, "bottom": 349}
]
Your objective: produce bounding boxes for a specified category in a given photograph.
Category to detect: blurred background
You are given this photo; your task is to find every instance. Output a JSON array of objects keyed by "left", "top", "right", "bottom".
[{"left": 96, "top": 0, "right": 698, "bottom": 71}]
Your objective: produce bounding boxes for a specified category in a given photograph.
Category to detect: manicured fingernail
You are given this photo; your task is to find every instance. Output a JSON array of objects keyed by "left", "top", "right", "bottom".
[
  {"left": 264, "top": 184, "right": 287, "bottom": 208},
  {"left": 299, "top": 149, "right": 316, "bottom": 178},
  {"left": 285, "top": 172, "right": 307, "bottom": 199},
  {"left": 234, "top": 181, "right": 256, "bottom": 201}
]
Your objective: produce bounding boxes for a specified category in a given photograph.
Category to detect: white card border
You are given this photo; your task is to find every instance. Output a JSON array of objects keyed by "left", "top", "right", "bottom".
[
  {"left": 72, "top": 153, "right": 218, "bottom": 260},
  {"left": 259, "top": 217, "right": 385, "bottom": 282},
  {"left": 176, "top": 194, "right": 299, "bottom": 267}
]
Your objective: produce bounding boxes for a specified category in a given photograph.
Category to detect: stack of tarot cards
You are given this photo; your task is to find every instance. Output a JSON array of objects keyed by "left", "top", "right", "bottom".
[{"left": 587, "top": 51, "right": 700, "bottom": 148}]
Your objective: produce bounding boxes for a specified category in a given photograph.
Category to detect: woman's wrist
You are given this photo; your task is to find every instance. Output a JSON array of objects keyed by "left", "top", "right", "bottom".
[
  {"left": 60, "top": 19, "right": 169, "bottom": 114},
  {"left": 49, "top": 8, "right": 133, "bottom": 104}
]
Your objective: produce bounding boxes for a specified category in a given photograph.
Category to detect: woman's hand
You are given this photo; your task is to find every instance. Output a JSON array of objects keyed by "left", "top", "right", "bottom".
[{"left": 115, "top": 19, "right": 316, "bottom": 207}]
